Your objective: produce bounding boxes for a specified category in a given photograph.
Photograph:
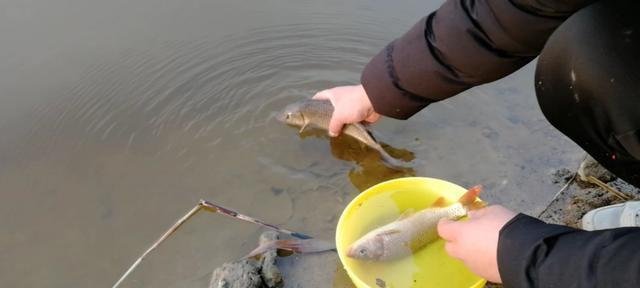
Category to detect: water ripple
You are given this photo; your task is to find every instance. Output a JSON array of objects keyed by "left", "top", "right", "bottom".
[{"left": 33, "top": 22, "right": 390, "bottom": 154}]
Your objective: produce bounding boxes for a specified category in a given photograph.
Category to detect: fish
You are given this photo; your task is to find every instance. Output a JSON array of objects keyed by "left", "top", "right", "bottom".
[
  {"left": 279, "top": 99, "right": 404, "bottom": 167},
  {"left": 245, "top": 238, "right": 336, "bottom": 259},
  {"left": 346, "top": 185, "right": 485, "bottom": 261}
]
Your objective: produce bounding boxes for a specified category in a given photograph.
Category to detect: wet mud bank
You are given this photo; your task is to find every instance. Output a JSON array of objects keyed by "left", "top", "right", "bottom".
[{"left": 264, "top": 162, "right": 640, "bottom": 288}]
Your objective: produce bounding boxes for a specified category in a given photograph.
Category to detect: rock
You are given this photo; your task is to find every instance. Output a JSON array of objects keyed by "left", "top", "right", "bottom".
[
  {"left": 209, "top": 259, "right": 263, "bottom": 288},
  {"left": 577, "top": 155, "right": 616, "bottom": 184},
  {"left": 259, "top": 231, "right": 283, "bottom": 288},
  {"left": 209, "top": 231, "right": 284, "bottom": 288}
]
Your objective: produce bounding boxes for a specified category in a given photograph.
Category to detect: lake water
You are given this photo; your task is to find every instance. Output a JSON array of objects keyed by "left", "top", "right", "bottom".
[{"left": 0, "top": 0, "right": 583, "bottom": 287}]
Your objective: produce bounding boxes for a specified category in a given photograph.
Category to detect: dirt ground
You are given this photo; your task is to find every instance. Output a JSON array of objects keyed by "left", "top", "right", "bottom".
[
  {"left": 485, "top": 167, "right": 639, "bottom": 288},
  {"left": 539, "top": 170, "right": 639, "bottom": 227}
]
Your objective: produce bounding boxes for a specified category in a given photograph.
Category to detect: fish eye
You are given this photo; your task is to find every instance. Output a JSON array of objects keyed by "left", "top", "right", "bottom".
[
  {"left": 285, "top": 113, "right": 291, "bottom": 119},
  {"left": 359, "top": 248, "right": 367, "bottom": 256}
]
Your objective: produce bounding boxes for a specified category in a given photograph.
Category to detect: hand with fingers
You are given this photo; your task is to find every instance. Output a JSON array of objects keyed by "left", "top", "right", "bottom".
[
  {"left": 312, "top": 84, "right": 381, "bottom": 137},
  {"left": 437, "top": 205, "right": 517, "bottom": 283}
]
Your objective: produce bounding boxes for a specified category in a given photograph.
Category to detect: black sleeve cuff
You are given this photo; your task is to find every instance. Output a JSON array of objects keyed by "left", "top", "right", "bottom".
[{"left": 497, "top": 213, "right": 577, "bottom": 287}]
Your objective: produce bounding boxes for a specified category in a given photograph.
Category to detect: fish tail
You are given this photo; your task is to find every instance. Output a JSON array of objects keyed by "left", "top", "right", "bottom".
[
  {"left": 378, "top": 147, "right": 405, "bottom": 168},
  {"left": 244, "top": 241, "right": 277, "bottom": 259},
  {"left": 457, "top": 185, "right": 484, "bottom": 208},
  {"left": 467, "top": 201, "right": 487, "bottom": 210}
]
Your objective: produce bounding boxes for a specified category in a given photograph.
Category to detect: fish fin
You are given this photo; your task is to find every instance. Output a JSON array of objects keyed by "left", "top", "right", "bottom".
[
  {"left": 378, "top": 229, "right": 402, "bottom": 236},
  {"left": 458, "top": 185, "right": 482, "bottom": 206},
  {"left": 244, "top": 241, "right": 274, "bottom": 259},
  {"left": 356, "top": 123, "right": 377, "bottom": 141},
  {"left": 298, "top": 123, "right": 308, "bottom": 133},
  {"left": 379, "top": 149, "right": 406, "bottom": 168},
  {"left": 467, "top": 200, "right": 487, "bottom": 211},
  {"left": 432, "top": 197, "right": 447, "bottom": 207},
  {"left": 397, "top": 209, "right": 415, "bottom": 220},
  {"left": 352, "top": 123, "right": 406, "bottom": 168},
  {"left": 276, "top": 249, "right": 295, "bottom": 257}
]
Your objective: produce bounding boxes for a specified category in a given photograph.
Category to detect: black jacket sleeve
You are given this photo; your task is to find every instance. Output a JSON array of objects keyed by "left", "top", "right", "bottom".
[
  {"left": 361, "top": 0, "right": 594, "bottom": 119},
  {"left": 498, "top": 213, "right": 640, "bottom": 288}
]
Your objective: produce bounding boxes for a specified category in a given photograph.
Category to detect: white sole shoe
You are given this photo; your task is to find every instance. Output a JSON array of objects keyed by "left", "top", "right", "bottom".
[{"left": 581, "top": 201, "right": 640, "bottom": 230}]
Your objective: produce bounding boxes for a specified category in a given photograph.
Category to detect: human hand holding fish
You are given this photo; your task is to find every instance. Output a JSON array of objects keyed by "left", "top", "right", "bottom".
[
  {"left": 280, "top": 98, "right": 404, "bottom": 167},
  {"left": 346, "top": 185, "right": 485, "bottom": 261},
  {"left": 437, "top": 205, "right": 517, "bottom": 284},
  {"left": 312, "top": 84, "right": 380, "bottom": 137}
]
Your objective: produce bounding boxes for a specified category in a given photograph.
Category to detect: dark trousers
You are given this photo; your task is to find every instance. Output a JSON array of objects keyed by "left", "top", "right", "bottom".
[{"left": 536, "top": 0, "right": 640, "bottom": 187}]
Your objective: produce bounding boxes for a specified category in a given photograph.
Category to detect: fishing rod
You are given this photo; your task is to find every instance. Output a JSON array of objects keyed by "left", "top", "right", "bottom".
[
  {"left": 112, "top": 199, "right": 312, "bottom": 288},
  {"left": 199, "top": 200, "right": 312, "bottom": 239}
]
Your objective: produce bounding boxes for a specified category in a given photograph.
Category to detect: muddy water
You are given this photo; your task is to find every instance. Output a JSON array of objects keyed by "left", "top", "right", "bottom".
[{"left": 0, "top": 0, "right": 583, "bottom": 287}]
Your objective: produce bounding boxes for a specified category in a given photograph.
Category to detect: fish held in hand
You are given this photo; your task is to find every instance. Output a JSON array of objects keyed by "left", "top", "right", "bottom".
[
  {"left": 346, "top": 185, "right": 484, "bottom": 261},
  {"left": 279, "top": 99, "right": 403, "bottom": 167}
]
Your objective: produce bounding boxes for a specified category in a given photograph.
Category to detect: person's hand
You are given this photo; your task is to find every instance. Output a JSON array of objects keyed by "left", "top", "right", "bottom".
[
  {"left": 437, "top": 205, "right": 517, "bottom": 283},
  {"left": 312, "top": 85, "right": 381, "bottom": 137}
]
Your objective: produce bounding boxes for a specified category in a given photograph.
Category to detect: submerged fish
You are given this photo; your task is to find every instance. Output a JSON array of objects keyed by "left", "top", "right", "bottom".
[
  {"left": 347, "top": 185, "right": 484, "bottom": 261},
  {"left": 279, "top": 99, "right": 403, "bottom": 167}
]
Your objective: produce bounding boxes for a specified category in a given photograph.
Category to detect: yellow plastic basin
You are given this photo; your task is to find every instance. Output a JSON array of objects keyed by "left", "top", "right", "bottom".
[{"left": 336, "top": 177, "right": 487, "bottom": 288}]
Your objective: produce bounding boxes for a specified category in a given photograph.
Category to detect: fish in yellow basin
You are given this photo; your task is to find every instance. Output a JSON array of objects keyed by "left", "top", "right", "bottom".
[{"left": 347, "top": 185, "right": 484, "bottom": 261}]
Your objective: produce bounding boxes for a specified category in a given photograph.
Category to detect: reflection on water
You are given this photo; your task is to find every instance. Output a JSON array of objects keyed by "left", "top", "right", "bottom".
[
  {"left": 330, "top": 135, "right": 416, "bottom": 192},
  {"left": 297, "top": 127, "right": 416, "bottom": 191}
]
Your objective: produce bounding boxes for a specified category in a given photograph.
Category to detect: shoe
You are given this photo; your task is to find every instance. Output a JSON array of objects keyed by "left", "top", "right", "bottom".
[{"left": 581, "top": 201, "right": 640, "bottom": 230}]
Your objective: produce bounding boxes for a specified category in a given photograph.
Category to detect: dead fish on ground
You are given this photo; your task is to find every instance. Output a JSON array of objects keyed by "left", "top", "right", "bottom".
[
  {"left": 347, "top": 185, "right": 485, "bottom": 261},
  {"left": 245, "top": 238, "right": 336, "bottom": 259},
  {"left": 279, "top": 99, "right": 404, "bottom": 167}
]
